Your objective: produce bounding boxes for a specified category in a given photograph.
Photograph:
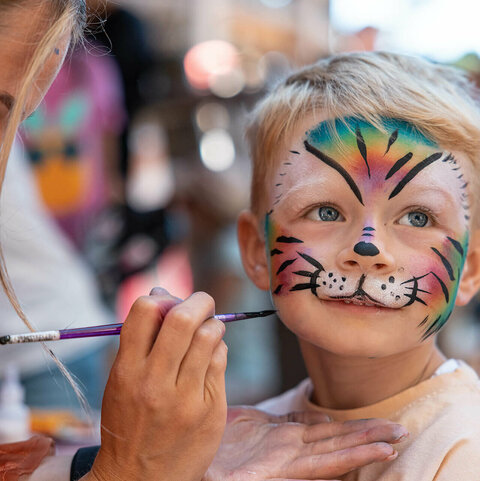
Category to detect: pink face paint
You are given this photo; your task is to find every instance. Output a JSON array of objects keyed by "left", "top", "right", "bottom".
[{"left": 265, "top": 117, "right": 470, "bottom": 338}]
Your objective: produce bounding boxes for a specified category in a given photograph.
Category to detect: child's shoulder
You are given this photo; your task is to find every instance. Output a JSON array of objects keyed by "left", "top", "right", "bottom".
[
  {"left": 255, "top": 378, "right": 312, "bottom": 415},
  {"left": 390, "top": 361, "right": 480, "bottom": 480}
]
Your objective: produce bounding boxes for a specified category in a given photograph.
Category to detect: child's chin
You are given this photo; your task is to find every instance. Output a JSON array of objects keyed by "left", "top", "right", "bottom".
[{"left": 277, "top": 300, "right": 423, "bottom": 357}]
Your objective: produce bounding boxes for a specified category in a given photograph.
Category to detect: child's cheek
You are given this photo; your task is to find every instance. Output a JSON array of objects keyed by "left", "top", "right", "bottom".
[
  {"left": 409, "top": 232, "right": 469, "bottom": 336},
  {"left": 266, "top": 221, "right": 298, "bottom": 295}
]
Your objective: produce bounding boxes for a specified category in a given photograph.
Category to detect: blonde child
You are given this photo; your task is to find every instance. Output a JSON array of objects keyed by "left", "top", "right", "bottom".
[{"left": 237, "top": 51, "right": 480, "bottom": 480}]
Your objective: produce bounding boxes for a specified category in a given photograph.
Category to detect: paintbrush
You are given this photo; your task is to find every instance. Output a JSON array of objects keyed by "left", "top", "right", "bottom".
[{"left": 0, "top": 310, "right": 277, "bottom": 345}]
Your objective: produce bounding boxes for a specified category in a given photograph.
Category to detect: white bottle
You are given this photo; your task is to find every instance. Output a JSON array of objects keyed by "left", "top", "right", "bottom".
[{"left": 0, "top": 363, "right": 31, "bottom": 443}]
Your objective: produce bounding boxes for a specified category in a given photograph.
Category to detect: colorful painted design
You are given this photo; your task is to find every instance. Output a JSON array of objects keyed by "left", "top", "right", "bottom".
[{"left": 265, "top": 117, "right": 471, "bottom": 339}]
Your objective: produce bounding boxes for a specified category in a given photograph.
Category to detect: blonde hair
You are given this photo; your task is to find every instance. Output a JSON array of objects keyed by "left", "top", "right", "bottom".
[
  {"left": 0, "top": 0, "right": 87, "bottom": 409},
  {"left": 246, "top": 51, "right": 480, "bottom": 216}
]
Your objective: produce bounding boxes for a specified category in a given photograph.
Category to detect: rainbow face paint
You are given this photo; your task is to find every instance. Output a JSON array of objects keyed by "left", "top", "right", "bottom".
[{"left": 266, "top": 117, "right": 470, "bottom": 339}]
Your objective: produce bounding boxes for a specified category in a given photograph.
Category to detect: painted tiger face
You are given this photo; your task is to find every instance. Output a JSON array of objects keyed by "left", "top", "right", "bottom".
[{"left": 263, "top": 116, "right": 472, "bottom": 355}]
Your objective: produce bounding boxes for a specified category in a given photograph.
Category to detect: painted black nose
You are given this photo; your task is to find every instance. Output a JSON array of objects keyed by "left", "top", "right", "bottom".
[{"left": 353, "top": 241, "right": 380, "bottom": 257}]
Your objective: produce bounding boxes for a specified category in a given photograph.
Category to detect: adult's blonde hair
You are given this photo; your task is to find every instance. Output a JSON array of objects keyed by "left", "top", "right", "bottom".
[
  {"left": 0, "top": 0, "right": 87, "bottom": 405},
  {"left": 246, "top": 51, "right": 480, "bottom": 216}
]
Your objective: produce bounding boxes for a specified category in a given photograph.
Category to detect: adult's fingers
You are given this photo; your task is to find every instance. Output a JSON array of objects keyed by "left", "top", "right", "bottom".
[
  {"left": 308, "top": 423, "right": 408, "bottom": 455},
  {"left": 287, "top": 442, "right": 397, "bottom": 480},
  {"left": 275, "top": 411, "right": 332, "bottom": 425},
  {"left": 177, "top": 317, "right": 225, "bottom": 390},
  {"left": 150, "top": 292, "right": 215, "bottom": 375},
  {"left": 118, "top": 291, "right": 180, "bottom": 361},
  {"left": 225, "top": 408, "right": 332, "bottom": 425},
  {"left": 304, "top": 418, "right": 400, "bottom": 443}
]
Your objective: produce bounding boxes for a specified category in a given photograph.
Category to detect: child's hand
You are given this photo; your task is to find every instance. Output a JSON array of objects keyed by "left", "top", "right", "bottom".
[
  {"left": 89, "top": 288, "right": 228, "bottom": 481},
  {"left": 204, "top": 407, "right": 408, "bottom": 481}
]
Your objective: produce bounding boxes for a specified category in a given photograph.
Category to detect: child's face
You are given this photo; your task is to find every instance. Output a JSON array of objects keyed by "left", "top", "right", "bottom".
[{"left": 243, "top": 115, "right": 479, "bottom": 358}]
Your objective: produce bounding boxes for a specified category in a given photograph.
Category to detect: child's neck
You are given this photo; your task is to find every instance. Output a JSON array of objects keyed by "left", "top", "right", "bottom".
[{"left": 299, "top": 340, "right": 446, "bottom": 410}]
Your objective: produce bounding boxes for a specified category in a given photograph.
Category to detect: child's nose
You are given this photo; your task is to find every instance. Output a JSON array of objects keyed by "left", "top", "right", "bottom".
[{"left": 337, "top": 240, "right": 396, "bottom": 274}]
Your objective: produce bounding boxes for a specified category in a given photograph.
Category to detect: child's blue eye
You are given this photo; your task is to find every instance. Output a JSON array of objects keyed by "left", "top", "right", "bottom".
[
  {"left": 398, "top": 211, "right": 430, "bottom": 227},
  {"left": 319, "top": 206, "right": 339, "bottom": 221},
  {"left": 306, "top": 205, "right": 344, "bottom": 222}
]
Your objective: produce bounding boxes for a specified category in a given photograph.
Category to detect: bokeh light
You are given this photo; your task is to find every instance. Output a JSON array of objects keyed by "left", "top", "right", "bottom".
[
  {"left": 199, "top": 128, "right": 235, "bottom": 172},
  {"left": 184, "top": 40, "right": 240, "bottom": 91},
  {"left": 195, "top": 102, "right": 230, "bottom": 132}
]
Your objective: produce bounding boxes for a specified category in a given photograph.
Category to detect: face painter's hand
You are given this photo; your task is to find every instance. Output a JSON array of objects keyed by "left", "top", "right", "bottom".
[
  {"left": 204, "top": 407, "right": 408, "bottom": 481},
  {"left": 86, "top": 288, "right": 228, "bottom": 481}
]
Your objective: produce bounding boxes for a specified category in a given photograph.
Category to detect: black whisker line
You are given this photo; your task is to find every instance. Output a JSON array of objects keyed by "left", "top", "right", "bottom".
[
  {"left": 405, "top": 287, "right": 431, "bottom": 294},
  {"left": 297, "top": 251, "right": 324, "bottom": 271},
  {"left": 293, "top": 270, "right": 315, "bottom": 278},
  {"left": 385, "top": 152, "right": 413, "bottom": 180},
  {"left": 422, "top": 309, "right": 453, "bottom": 340},
  {"left": 447, "top": 236, "right": 464, "bottom": 257},
  {"left": 430, "top": 271, "right": 449, "bottom": 303},
  {"left": 276, "top": 236, "right": 304, "bottom": 244},
  {"left": 289, "top": 150, "right": 300, "bottom": 155},
  {"left": 276, "top": 258, "right": 296, "bottom": 275},
  {"left": 384, "top": 129, "right": 398, "bottom": 155},
  {"left": 422, "top": 315, "right": 442, "bottom": 340},
  {"left": 418, "top": 315, "right": 429, "bottom": 327},
  {"left": 270, "top": 248, "right": 283, "bottom": 256},
  {"left": 388, "top": 152, "right": 443, "bottom": 199},
  {"left": 431, "top": 247, "right": 455, "bottom": 281},
  {"left": 400, "top": 272, "right": 430, "bottom": 285},
  {"left": 304, "top": 140, "right": 364, "bottom": 205},
  {"left": 290, "top": 283, "right": 320, "bottom": 292},
  {"left": 274, "top": 284, "right": 283, "bottom": 295},
  {"left": 355, "top": 126, "right": 370, "bottom": 178},
  {"left": 403, "top": 294, "right": 427, "bottom": 306}
]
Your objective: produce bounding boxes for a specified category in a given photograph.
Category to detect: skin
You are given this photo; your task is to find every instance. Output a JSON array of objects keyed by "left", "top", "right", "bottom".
[
  {"left": 0, "top": 4, "right": 70, "bottom": 130},
  {"left": 4, "top": 5, "right": 410, "bottom": 481},
  {"left": 238, "top": 113, "right": 480, "bottom": 410}
]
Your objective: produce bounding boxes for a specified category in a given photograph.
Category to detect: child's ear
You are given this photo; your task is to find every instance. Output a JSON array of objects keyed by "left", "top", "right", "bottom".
[
  {"left": 237, "top": 210, "right": 270, "bottom": 291},
  {"left": 456, "top": 229, "right": 480, "bottom": 306}
]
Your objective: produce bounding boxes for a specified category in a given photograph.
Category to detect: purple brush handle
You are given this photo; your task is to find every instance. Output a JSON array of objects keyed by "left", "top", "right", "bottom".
[
  {"left": 59, "top": 316, "right": 241, "bottom": 339},
  {"left": 60, "top": 323, "right": 123, "bottom": 339},
  {"left": 58, "top": 311, "right": 275, "bottom": 341}
]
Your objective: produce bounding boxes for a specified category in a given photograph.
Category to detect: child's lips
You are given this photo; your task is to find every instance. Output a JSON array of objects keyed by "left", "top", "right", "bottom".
[{"left": 323, "top": 297, "right": 394, "bottom": 311}]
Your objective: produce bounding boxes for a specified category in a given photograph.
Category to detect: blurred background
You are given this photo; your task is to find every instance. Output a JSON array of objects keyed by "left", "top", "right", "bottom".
[{"left": 0, "top": 0, "right": 479, "bottom": 446}]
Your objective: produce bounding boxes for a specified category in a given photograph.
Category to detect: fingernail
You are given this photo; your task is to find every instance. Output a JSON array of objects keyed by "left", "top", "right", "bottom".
[
  {"left": 383, "top": 450, "right": 398, "bottom": 462},
  {"left": 393, "top": 426, "right": 409, "bottom": 441},
  {"left": 149, "top": 286, "right": 168, "bottom": 296}
]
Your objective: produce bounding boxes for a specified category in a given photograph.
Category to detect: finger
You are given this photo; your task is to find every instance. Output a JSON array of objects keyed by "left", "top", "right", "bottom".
[
  {"left": 309, "top": 423, "right": 408, "bottom": 455},
  {"left": 149, "top": 286, "right": 183, "bottom": 302},
  {"left": 287, "top": 443, "right": 397, "bottom": 479},
  {"left": 150, "top": 292, "right": 215, "bottom": 375},
  {"left": 118, "top": 293, "right": 180, "bottom": 361},
  {"left": 177, "top": 317, "right": 225, "bottom": 390},
  {"left": 304, "top": 418, "right": 398, "bottom": 443},
  {"left": 204, "top": 340, "right": 228, "bottom": 403},
  {"left": 275, "top": 411, "right": 332, "bottom": 425}
]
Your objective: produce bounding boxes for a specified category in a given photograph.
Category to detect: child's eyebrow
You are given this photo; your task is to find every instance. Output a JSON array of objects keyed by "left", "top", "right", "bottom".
[
  {"left": 274, "top": 177, "right": 330, "bottom": 205},
  {"left": 399, "top": 186, "right": 457, "bottom": 208}
]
